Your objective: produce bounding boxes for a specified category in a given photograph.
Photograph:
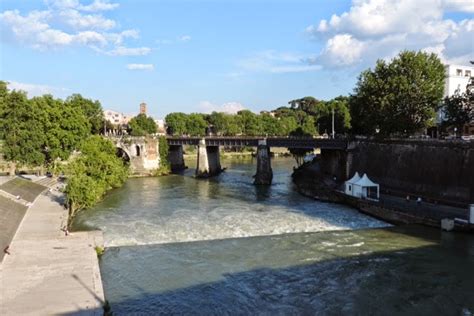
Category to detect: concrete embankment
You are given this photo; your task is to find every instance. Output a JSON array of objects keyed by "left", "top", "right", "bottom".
[
  {"left": 349, "top": 139, "right": 474, "bottom": 205},
  {"left": 292, "top": 160, "right": 471, "bottom": 229},
  {"left": 0, "top": 178, "right": 105, "bottom": 315}
]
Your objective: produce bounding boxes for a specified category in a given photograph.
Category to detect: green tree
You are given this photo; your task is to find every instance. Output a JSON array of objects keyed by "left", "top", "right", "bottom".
[
  {"left": 288, "top": 127, "right": 313, "bottom": 166},
  {"left": 236, "top": 110, "right": 262, "bottom": 136},
  {"left": 34, "top": 94, "right": 90, "bottom": 163},
  {"left": 153, "top": 135, "right": 171, "bottom": 175},
  {"left": 208, "top": 112, "right": 230, "bottom": 135},
  {"left": 1, "top": 90, "right": 47, "bottom": 166},
  {"left": 223, "top": 114, "right": 241, "bottom": 136},
  {"left": 317, "top": 96, "right": 351, "bottom": 135},
  {"left": 0, "top": 83, "right": 95, "bottom": 172},
  {"left": 64, "top": 136, "right": 128, "bottom": 222},
  {"left": 165, "top": 112, "right": 188, "bottom": 135},
  {"left": 442, "top": 80, "right": 474, "bottom": 136},
  {"left": 350, "top": 50, "right": 445, "bottom": 136},
  {"left": 279, "top": 116, "right": 298, "bottom": 135},
  {"left": 186, "top": 113, "right": 208, "bottom": 136},
  {"left": 128, "top": 113, "right": 157, "bottom": 136},
  {"left": 0, "top": 81, "right": 8, "bottom": 137},
  {"left": 288, "top": 96, "right": 321, "bottom": 116},
  {"left": 260, "top": 113, "right": 280, "bottom": 136},
  {"left": 301, "top": 115, "right": 317, "bottom": 136},
  {"left": 65, "top": 94, "right": 103, "bottom": 134}
]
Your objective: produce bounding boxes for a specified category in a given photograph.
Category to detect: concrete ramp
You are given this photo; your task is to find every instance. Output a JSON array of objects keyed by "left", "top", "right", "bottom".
[
  {"left": 0, "top": 195, "right": 28, "bottom": 262},
  {"left": 0, "top": 178, "right": 46, "bottom": 203}
]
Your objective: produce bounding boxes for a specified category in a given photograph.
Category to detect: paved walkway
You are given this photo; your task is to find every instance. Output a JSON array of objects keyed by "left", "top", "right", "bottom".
[
  {"left": 0, "top": 190, "right": 105, "bottom": 315},
  {"left": 378, "top": 193, "right": 469, "bottom": 221}
]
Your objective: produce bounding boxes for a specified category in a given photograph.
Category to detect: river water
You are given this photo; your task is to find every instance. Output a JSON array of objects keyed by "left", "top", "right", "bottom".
[{"left": 72, "top": 157, "right": 474, "bottom": 315}]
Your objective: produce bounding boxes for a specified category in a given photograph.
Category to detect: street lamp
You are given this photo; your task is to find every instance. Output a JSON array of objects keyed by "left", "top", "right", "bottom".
[{"left": 331, "top": 108, "right": 335, "bottom": 139}]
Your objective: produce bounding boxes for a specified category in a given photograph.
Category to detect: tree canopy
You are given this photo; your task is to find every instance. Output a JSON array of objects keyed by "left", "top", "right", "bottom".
[
  {"left": 0, "top": 83, "right": 91, "bottom": 167},
  {"left": 128, "top": 113, "right": 157, "bottom": 136},
  {"left": 442, "top": 78, "right": 474, "bottom": 135},
  {"left": 165, "top": 112, "right": 188, "bottom": 135},
  {"left": 64, "top": 135, "right": 128, "bottom": 221},
  {"left": 65, "top": 94, "right": 104, "bottom": 134},
  {"left": 186, "top": 113, "right": 208, "bottom": 136},
  {"left": 288, "top": 127, "right": 313, "bottom": 166},
  {"left": 350, "top": 50, "right": 445, "bottom": 136}
]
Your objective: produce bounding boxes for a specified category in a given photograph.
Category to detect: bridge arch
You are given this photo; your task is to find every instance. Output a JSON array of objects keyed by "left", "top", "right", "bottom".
[{"left": 116, "top": 146, "right": 131, "bottom": 163}]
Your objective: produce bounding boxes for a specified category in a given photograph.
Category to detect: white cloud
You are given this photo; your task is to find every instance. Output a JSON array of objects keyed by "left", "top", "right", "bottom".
[
  {"left": 7, "top": 80, "right": 69, "bottom": 97},
  {"left": 102, "top": 29, "right": 139, "bottom": 46},
  {"left": 199, "top": 101, "right": 246, "bottom": 114},
  {"left": 178, "top": 35, "right": 191, "bottom": 42},
  {"left": 237, "top": 50, "right": 321, "bottom": 74},
  {"left": 78, "top": 0, "right": 119, "bottom": 12},
  {"left": 75, "top": 30, "right": 107, "bottom": 46},
  {"left": 126, "top": 64, "right": 154, "bottom": 71},
  {"left": 0, "top": 1, "right": 148, "bottom": 55},
  {"left": 46, "top": 0, "right": 119, "bottom": 12},
  {"left": 45, "top": 0, "right": 80, "bottom": 10},
  {"left": 156, "top": 35, "right": 192, "bottom": 45},
  {"left": 59, "top": 9, "right": 116, "bottom": 30},
  {"left": 306, "top": 0, "right": 474, "bottom": 68},
  {"left": 107, "top": 46, "right": 151, "bottom": 56},
  {"left": 442, "top": 0, "right": 474, "bottom": 13}
]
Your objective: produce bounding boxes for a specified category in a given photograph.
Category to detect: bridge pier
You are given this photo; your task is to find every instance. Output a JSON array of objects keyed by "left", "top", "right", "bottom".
[
  {"left": 254, "top": 140, "right": 272, "bottom": 185},
  {"left": 196, "top": 139, "right": 222, "bottom": 178},
  {"left": 168, "top": 145, "right": 186, "bottom": 172}
]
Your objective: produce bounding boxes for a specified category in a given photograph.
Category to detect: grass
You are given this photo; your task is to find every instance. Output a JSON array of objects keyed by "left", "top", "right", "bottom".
[
  {"left": 0, "top": 178, "right": 47, "bottom": 202},
  {"left": 95, "top": 246, "right": 105, "bottom": 257}
]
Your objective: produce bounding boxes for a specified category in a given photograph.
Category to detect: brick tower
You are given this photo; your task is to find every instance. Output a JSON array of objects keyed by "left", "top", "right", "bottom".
[{"left": 140, "top": 102, "right": 147, "bottom": 115}]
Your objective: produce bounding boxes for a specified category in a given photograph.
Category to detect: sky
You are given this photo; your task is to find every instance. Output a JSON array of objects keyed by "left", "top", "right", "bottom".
[{"left": 1, "top": 0, "right": 473, "bottom": 119}]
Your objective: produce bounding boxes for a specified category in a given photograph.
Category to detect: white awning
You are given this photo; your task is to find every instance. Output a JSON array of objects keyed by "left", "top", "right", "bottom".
[
  {"left": 346, "top": 172, "right": 361, "bottom": 184},
  {"left": 354, "top": 173, "right": 378, "bottom": 187}
]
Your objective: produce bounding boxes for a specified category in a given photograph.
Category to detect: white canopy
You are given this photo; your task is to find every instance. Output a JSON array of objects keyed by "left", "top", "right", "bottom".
[
  {"left": 344, "top": 172, "right": 360, "bottom": 195},
  {"left": 346, "top": 172, "right": 361, "bottom": 184},
  {"left": 352, "top": 173, "right": 379, "bottom": 200},
  {"left": 353, "top": 174, "right": 378, "bottom": 187}
]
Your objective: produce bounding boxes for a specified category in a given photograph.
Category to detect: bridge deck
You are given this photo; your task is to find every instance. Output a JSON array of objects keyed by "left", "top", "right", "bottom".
[{"left": 166, "top": 137, "right": 347, "bottom": 149}]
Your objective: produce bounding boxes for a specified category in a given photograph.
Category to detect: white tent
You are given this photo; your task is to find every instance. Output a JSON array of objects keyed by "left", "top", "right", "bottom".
[
  {"left": 344, "top": 172, "right": 360, "bottom": 195},
  {"left": 352, "top": 173, "right": 379, "bottom": 200}
]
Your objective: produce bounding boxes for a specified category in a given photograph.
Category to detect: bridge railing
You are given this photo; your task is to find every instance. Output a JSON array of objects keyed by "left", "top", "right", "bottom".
[{"left": 165, "top": 136, "right": 348, "bottom": 149}]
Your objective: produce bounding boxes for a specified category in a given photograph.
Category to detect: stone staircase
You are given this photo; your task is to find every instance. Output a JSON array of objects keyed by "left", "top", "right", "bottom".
[{"left": 35, "top": 176, "right": 58, "bottom": 188}]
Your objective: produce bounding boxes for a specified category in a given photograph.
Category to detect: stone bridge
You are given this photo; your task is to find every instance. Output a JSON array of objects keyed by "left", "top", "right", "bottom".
[
  {"left": 167, "top": 136, "right": 350, "bottom": 185},
  {"left": 107, "top": 136, "right": 160, "bottom": 176}
]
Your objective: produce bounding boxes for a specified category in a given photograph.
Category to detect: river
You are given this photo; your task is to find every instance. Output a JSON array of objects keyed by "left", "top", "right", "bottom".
[{"left": 72, "top": 157, "right": 474, "bottom": 315}]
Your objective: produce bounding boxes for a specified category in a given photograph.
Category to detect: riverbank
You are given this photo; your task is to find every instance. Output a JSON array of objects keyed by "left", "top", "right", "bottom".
[
  {"left": 292, "top": 160, "right": 472, "bottom": 231},
  {"left": 0, "top": 177, "right": 105, "bottom": 315}
]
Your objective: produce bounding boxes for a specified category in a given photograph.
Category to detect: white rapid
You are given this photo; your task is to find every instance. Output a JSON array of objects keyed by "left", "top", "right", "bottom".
[{"left": 73, "top": 157, "right": 388, "bottom": 247}]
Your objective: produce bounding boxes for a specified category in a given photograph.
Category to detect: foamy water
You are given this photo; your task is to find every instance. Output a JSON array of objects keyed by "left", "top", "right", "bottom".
[
  {"left": 72, "top": 158, "right": 388, "bottom": 247},
  {"left": 71, "top": 158, "right": 474, "bottom": 315}
]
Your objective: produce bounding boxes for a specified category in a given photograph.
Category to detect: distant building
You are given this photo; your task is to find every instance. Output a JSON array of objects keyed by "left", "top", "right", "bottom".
[
  {"left": 444, "top": 64, "right": 473, "bottom": 97},
  {"left": 437, "top": 64, "right": 474, "bottom": 135},
  {"left": 260, "top": 110, "right": 275, "bottom": 117},
  {"left": 104, "top": 110, "right": 131, "bottom": 125},
  {"left": 140, "top": 102, "right": 147, "bottom": 115},
  {"left": 154, "top": 119, "right": 166, "bottom": 135}
]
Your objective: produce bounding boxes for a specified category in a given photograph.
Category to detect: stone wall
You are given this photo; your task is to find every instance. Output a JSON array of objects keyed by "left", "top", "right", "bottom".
[
  {"left": 349, "top": 140, "right": 474, "bottom": 204},
  {"left": 111, "top": 136, "right": 160, "bottom": 176}
]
